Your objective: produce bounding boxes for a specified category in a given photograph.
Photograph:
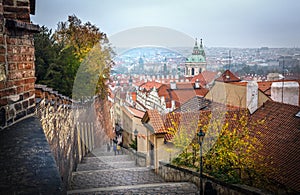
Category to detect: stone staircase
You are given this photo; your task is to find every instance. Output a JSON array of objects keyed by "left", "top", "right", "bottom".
[{"left": 67, "top": 146, "right": 199, "bottom": 194}]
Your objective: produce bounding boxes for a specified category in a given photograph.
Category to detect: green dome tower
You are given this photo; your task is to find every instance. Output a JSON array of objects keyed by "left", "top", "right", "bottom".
[{"left": 185, "top": 38, "right": 207, "bottom": 77}]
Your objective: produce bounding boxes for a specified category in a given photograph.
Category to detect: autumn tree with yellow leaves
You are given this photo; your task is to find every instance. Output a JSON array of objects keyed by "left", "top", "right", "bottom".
[
  {"left": 168, "top": 109, "right": 273, "bottom": 187},
  {"left": 35, "top": 15, "right": 114, "bottom": 97}
]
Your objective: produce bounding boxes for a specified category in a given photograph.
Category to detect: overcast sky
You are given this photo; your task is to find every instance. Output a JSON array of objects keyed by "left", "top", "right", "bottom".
[{"left": 31, "top": 0, "right": 300, "bottom": 48}]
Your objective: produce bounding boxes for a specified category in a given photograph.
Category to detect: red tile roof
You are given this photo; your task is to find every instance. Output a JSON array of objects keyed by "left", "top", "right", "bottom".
[
  {"left": 191, "top": 71, "right": 218, "bottom": 85},
  {"left": 251, "top": 100, "right": 300, "bottom": 192},
  {"left": 139, "top": 81, "right": 163, "bottom": 91},
  {"left": 127, "top": 106, "right": 145, "bottom": 119},
  {"left": 215, "top": 70, "right": 241, "bottom": 83},
  {"left": 142, "top": 110, "right": 166, "bottom": 134},
  {"left": 163, "top": 111, "right": 211, "bottom": 141},
  {"left": 168, "top": 83, "right": 209, "bottom": 105}
]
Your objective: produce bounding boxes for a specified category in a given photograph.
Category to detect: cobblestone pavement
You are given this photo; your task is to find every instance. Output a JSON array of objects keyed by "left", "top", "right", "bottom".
[{"left": 68, "top": 146, "right": 199, "bottom": 194}]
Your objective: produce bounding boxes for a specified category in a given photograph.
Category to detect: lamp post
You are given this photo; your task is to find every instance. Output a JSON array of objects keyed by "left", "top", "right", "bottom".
[
  {"left": 197, "top": 127, "right": 205, "bottom": 195},
  {"left": 134, "top": 129, "right": 138, "bottom": 151},
  {"left": 134, "top": 129, "right": 138, "bottom": 165}
]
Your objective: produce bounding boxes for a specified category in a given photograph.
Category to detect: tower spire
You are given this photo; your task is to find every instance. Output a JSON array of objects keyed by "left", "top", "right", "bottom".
[
  {"left": 200, "top": 38, "right": 203, "bottom": 48},
  {"left": 195, "top": 38, "right": 198, "bottom": 46}
]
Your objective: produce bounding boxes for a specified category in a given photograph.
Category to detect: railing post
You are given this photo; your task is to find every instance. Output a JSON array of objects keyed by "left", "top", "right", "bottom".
[
  {"left": 77, "top": 122, "right": 82, "bottom": 162},
  {"left": 91, "top": 122, "right": 95, "bottom": 150},
  {"left": 84, "top": 122, "right": 88, "bottom": 154}
]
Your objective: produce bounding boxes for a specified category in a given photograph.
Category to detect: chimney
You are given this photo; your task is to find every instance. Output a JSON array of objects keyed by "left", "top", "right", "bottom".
[
  {"left": 171, "top": 100, "right": 176, "bottom": 110},
  {"left": 161, "top": 96, "right": 165, "bottom": 104},
  {"left": 195, "top": 79, "right": 200, "bottom": 89},
  {"left": 247, "top": 81, "right": 258, "bottom": 114},
  {"left": 170, "top": 80, "right": 176, "bottom": 90},
  {"left": 271, "top": 81, "right": 299, "bottom": 106}
]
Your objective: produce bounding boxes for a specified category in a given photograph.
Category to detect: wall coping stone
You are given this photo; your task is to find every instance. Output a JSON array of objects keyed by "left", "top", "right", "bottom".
[
  {"left": 159, "top": 161, "right": 271, "bottom": 195},
  {"left": 0, "top": 116, "right": 64, "bottom": 194}
]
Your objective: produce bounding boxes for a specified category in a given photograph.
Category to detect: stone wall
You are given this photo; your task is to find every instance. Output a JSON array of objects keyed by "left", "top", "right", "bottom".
[
  {"left": 35, "top": 85, "right": 79, "bottom": 189},
  {"left": 158, "top": 161, "right": 270, "bottom": 195},
  {"left": 0, "top": 0, "right": 39, "bottom": 129},
  {"left": 35, "top": 84, "right": 113, "bottom": 189}
]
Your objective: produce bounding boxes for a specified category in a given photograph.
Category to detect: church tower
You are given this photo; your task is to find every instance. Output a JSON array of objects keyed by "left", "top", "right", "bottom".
[{"left": 185, "top": 38, "right": 207, "bottom": 77}]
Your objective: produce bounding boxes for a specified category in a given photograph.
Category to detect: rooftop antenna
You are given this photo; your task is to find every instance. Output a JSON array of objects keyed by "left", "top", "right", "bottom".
[
  {"left": 281, "top": 56, "right": 285, "bottom": 103},
  {"left": 228, "top": 50, "right": 231, "bottom": 71}
]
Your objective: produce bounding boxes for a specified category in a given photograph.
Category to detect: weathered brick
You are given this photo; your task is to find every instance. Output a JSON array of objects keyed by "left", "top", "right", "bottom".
[
  {"left": 0, "top": 98, "right": 8, "bottom": 106},
  {"left": 18, "top": 63, "right": 24, "bottom": 70},
  {"left": 0, "top": 55, "right": 5, "bottom": 62},
  {"left": 4, "top": 6, "right": 29, "bottom": 14},
  {"left": 8, "top": 63, "right": 17, "bottom": 71},
  {"left": 17, "top": 13, "right": 30, "bottom": 21},
  {"left": 23, "top": 91, "right": 29, "bottom": 99},
  {"left": 25, "top": 77, "right": 35, "bottom": 84},
  {"left": 17, "top": 85, "right": 24, "bottom": 93},
  {"left": 0, "top": 35, "right": 4, "bottom": 43},
  {"left": 17, "top": 1, "right": 29, "bottom": 7},
  {"left": 3, "top": 13, "right": 16, "bottom": 20},
  {"left": 7, "top": 54, "right": 20, "bottom": 62},
  {"left": 15, "top": 110, "right": 26, "bottom": 121},
  {"left": 24, "top": 83, "right": 34, "bottom": 91},
  {"left": 8, "top": 87, "right": 17, "bottom": 95},
  {"left": 22, "top": 100, "right": 28, "bottom": 109},
  {"left": 0, "top": 81, "right": 5, "bottom": 89},
  {"left": 14, "top": 102, "right": 22, "bottom": 111},
  {"left": 27, "top": 105, "right": 35, "bottom": 115},
  {"left": 6, "top": 37, "right": 17, "bottom": 45},
  {"left": 3, "top": 0, "right": 14, "bottom": 6},
  {"left": 24, "top": 63, "right": 33, "bottom": 70},
  {"left": 0, "top": 47, "right": 6, "bottom": 53},
  {"left": 29, "top": 97, "right": 34, "bottom": 106}
]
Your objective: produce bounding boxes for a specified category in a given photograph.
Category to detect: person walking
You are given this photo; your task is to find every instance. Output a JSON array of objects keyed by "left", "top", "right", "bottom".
[
  {"left": 107, "top": 142, "right": 110, "bottom": 152},
  {"left": 113, "top": 142, "right": 117, "bottom": 155},
  {"left": 116, "top": 144, "right": 120, "bottom": 155}
]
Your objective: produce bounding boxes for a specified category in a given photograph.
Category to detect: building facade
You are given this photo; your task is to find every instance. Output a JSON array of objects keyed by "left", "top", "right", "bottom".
[{"left": 185, "top": 38, "right": 207, "bottom": 77}]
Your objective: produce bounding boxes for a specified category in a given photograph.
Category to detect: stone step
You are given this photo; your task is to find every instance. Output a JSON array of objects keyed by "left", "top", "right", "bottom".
[
  {"left": 67, "top": 182, "right": 199, "bottom": 195},
  {"left": 81, "top": 155, "right": 133, "bottom": 164},
  {"left": 69, "top": 168, "right": 164, "bottom": 190},
  {"left": 76, "top": 160, "right": 137, "bottom": 171}
]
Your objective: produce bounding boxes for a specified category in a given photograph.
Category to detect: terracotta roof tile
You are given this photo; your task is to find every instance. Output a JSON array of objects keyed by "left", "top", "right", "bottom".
[
  {"left": 215, "top": 70, "right": 241, "bottom": 83},
  {"left": 139, "top": 81, "right": 163, "bottom": 91},
  {"left": 191, "top": 71, "right": 218, "bottom": 85},
  {"left": 145, "top": 110, "right": 166, "bottom": 134},
  {"left": 127, "top": 106, "right": 145, "bottom": 119},
  {"left": 251, "top": 100, "right": 300, "bottom": 192}
]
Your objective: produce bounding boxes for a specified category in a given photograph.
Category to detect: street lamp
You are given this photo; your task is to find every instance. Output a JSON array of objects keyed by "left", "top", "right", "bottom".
[
  {"left": 134, "top": 129, "right": 139, "bottom": 166},
  {"left": 197, "top": 127, "right": 205, "bottom": 195},
  {"left": 134, "top": 129, "right": 138, "bottom": 151}
]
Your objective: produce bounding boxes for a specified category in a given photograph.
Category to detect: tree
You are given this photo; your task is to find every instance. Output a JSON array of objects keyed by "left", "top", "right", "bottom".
[
  {"left": 34, "top": 26, "right": 59, "bottom": 83},
  {"left": 166, "top": 112, "right": 199, "bottom": 167},
  {"left": 34, "top": 15, "right": 114, "bottom": 97},
  {"left": 167, "top": 109, "right": 273, "bottom": 187}
]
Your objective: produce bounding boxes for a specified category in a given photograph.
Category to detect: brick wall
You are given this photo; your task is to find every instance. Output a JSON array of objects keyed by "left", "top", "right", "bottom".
[{"left": 0, "top": 0, "right": 39, "bottom": 129}]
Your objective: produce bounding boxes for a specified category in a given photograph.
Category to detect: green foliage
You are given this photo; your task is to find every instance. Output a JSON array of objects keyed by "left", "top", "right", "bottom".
[
  {"left": 34, "top": 15, "right": 114, "bottom": 98},
  {"left": 169, "top": 110, "right": 273, "bottom": 188},
  {"left": 34, "top": 26, "right": 59, "bottom": 84},
  {"left": 129, "top": 138, "right": 137, "bottom": 150}
]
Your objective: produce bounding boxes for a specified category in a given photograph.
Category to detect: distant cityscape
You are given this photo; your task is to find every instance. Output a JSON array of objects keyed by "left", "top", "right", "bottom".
[{"left": 112, "top": 45, "right": 300, "bottom": 81}]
